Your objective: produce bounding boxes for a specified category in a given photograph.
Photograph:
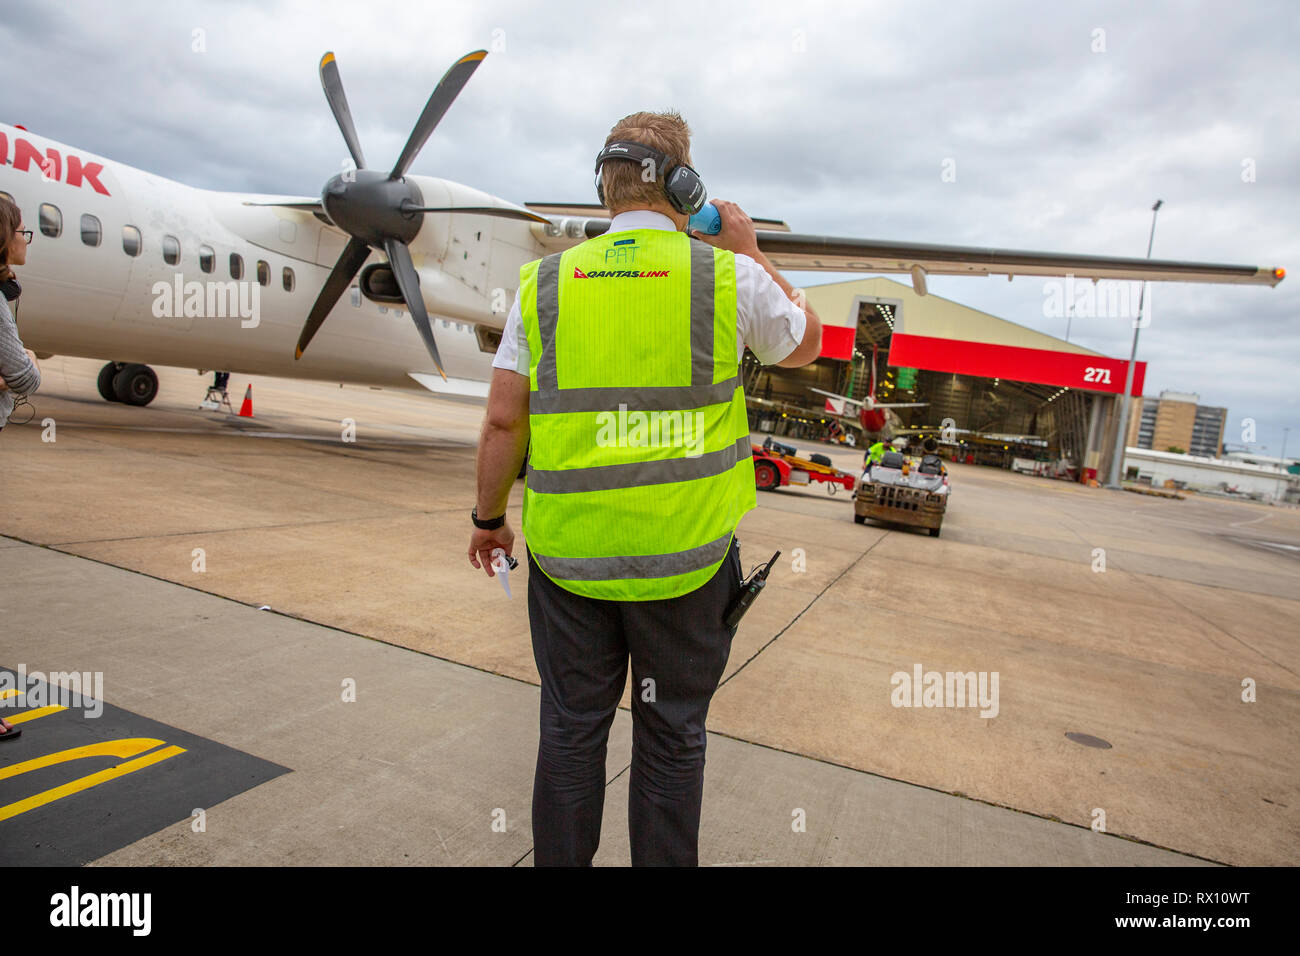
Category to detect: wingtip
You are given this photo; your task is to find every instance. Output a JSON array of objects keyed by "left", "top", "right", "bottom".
[
  {"left": 320, "top": 51, "right": 336, "bottom": 68},
  {"left": 459, "top": 50, "right": 489, "bottom": 65},
  {"left": 294, "top": 346, "right": 304, "bottom": 361}
]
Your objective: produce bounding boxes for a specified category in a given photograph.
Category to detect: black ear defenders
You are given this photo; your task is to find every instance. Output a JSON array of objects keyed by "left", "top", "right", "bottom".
[{"left": 594, "top": 141, "right": 707, "bottom": 215}]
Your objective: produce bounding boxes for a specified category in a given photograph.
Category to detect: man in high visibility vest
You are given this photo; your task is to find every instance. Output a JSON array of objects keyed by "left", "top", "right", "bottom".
[{"left": 468, "top": 111, "right": 822, "bottom": 866}]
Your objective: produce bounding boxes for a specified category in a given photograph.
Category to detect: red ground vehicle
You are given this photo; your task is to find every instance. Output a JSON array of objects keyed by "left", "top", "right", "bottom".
[{"left": 751, "top": 437, "right": 857, "bottom": 494}]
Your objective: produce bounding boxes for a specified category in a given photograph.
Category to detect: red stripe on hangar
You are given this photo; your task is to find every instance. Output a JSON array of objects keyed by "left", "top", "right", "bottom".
[
  {"left": 818, "top": 324, "right": 856, "bottom": 361},
  {"left": 887, "top": 333, "right": 1146, "bottom": 396}
]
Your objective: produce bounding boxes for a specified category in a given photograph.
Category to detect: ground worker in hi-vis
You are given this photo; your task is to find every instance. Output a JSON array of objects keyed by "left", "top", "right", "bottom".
[
  {"left": 863, "top": 439, "right": 887, "bottom": 477},
  {"left": 468, "top": 111, "right": 821, "bottom": 866}
]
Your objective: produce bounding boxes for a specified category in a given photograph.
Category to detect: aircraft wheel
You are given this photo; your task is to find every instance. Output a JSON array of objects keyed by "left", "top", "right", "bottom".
[
  {"left": 97, "top": 362, "right": 124, "bottom": 402},
  {"left": 112, "top": 363, "right": 159, "bottom": 406},
  {"left": 754, "top": 461, "right": 780, "bottom": 492}
]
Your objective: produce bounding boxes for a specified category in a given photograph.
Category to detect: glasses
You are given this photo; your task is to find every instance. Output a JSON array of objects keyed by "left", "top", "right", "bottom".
[{"left": 18, "top": 230, "right": 33, "bottom": 244}]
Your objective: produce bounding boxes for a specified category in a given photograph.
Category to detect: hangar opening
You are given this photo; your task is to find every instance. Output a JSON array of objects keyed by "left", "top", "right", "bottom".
[{"left": 742, "top": 277, "right": 1145, "bottom": 481}]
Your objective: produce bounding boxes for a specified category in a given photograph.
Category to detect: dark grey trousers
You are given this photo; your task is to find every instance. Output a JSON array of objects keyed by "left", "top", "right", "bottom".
[{"left": 526, "top": 539, "right": 742, "bottom": 866}]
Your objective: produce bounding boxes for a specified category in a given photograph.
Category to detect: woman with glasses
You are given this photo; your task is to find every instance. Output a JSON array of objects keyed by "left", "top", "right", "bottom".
[
  {"left": 0, "top": 195, "right": 38, "bottom": 740},
  {"left": 0, "top": 194, "right": 40, "bottom": 440}
]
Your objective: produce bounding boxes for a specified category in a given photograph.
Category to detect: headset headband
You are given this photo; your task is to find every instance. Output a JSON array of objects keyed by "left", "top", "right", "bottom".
[
  {"left": 594, "top": 141, "right": 672, "bottom": 180},
  {"left": 594, "top": 140, "right": 707, "bottom": 216}
]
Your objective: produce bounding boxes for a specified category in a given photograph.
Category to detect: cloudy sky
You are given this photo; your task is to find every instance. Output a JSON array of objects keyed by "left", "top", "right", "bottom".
[{"left": 7, "top": 0, "right": 1297, "bottom": 456}]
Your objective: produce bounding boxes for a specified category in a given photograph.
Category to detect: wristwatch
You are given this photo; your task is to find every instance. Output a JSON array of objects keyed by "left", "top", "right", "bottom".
[{"left": 472, "top": 507, "right": 506, "bottom": 530}]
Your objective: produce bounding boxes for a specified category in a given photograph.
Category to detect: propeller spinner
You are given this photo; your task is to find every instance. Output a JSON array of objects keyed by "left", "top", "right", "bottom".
[{"left": 296, "top": 49, "right": 542, "bottom": 376}]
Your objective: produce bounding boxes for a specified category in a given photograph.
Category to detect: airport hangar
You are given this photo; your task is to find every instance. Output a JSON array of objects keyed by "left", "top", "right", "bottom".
[{"left": 743, "top": 276, "right": 1147, "bottom": 481}]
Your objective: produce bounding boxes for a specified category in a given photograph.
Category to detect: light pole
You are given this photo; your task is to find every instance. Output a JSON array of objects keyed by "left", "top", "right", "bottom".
[
  {"left": 1105, "top": 199, "right": 1163, "bottom": 488},
  {"left": 1282, "top": 427, "right": 1291, "bottom": 471}
]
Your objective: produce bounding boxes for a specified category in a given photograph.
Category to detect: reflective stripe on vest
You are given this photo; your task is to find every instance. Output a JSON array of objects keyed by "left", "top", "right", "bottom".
[{"left": 519, "top": 229, "right": 756, "bottom": 601}]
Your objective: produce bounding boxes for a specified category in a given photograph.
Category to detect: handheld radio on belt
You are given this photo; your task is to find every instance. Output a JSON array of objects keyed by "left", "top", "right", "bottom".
[{"left": 723, "top": 550, "right": 781, "bottom": 630}]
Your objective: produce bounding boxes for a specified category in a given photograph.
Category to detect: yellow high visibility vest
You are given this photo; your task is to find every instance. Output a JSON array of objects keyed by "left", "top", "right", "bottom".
[{"left": 519, "top": 228, "right": 756, "bottom": 600}]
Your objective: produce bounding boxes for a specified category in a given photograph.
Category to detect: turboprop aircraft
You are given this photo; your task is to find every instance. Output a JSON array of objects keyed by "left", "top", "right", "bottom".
[{"left": 0, "top": 49, "right": 1286, "bottom": 407}]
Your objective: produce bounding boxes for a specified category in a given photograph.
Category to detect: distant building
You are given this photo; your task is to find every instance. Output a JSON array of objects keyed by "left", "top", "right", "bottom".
[
  {"left": 1224, "top": 450, "right": 1300, "bottom": 473},
  {"left": 1127, "top": 390, "right": 1227, "bottom": 458},
  {"left": 1124, "top": 447, "right": 1299, "bottom": 502}
]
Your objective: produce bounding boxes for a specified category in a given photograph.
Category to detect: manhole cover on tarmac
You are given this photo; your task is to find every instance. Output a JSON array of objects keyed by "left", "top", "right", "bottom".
[{"left": 1065, "top": 732, "right": 1113, "bottom": 749}]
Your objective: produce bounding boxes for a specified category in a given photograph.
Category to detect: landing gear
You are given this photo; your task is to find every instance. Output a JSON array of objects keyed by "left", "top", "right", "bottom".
[
  {"left": 108, "top": 363, "right": 159, "bottom": 406},
  {"left": 97, "top": 362, "right": 123, "bottom": 402}
]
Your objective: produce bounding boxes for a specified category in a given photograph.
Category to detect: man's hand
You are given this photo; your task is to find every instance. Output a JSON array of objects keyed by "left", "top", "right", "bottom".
[
  {"left": 468, "top": 520, "right": 515, "bottom": 578},
  {"left": 690, "top": 198, "right": 760, "bottom": 259},
  {"left": 469, "top": 367, "right": 530, "bottom": 578}
]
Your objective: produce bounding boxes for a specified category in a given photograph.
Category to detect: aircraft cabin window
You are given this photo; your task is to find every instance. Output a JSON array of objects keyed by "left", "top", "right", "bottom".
[
  {"left": 282, "top": 267, "right": 295, "bottom": 292},
  {"left": 230, "top": 253, "right": 244, "bottom": 280},
  {"left": 80, "top": 213, "right": 102, "bottom": 247},
  {"left": 122, "top": 225, "right": 142, "bottom": 257},
  {"left": 199, "top": 244, "right": 215, "bottom": 274},
  {"left": 256, "top": 260, "right": 270, "bottom": 287},
  {"left": 162, "top": 235, "right": 181, "bottom": 266},
  {"left": 39, "top": 203, "right": 62, "bottom": 238},
  {"left": 349, "top": 286, "right": 360, "bottom": 308}
]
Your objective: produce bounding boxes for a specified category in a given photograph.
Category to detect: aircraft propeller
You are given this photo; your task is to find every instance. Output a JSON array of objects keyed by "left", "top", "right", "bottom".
[{"left": 293, "top": 50, "right": 547, "bottom": 376}]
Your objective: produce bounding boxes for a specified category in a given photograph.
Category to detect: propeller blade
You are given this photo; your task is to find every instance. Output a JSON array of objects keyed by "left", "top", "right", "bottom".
[
  {"left": 319, "top": 52, "right": 367, "bottom": 171},
  {"left": 389, "top": 50, "right": 487, "bottom": 181},
  {"left": 296, "top": 236, "right": 371, "bottom": 360},
  {"left": 400, "top": 204, "right": 551, "bottom": 224},
  {"left": 242, "top": 198, "right": 325, "bottom": 211},
  {"left": 383, "top": 238, "right": 445, "bottom": 380}
]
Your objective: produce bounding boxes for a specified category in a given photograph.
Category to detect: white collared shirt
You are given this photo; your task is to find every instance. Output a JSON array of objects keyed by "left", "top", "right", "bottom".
[{"left": 491, "top": 209, "right": 807, "bottom": 374}]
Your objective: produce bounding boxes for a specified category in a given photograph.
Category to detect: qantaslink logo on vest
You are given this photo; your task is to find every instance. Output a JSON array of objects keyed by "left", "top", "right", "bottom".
[{"left": 573, "top": 267, "right": 670, "bottom": 278}]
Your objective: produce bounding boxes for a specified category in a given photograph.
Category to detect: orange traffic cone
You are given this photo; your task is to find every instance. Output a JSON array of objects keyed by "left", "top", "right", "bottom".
[{"left": 238, "top": 384, "right": 254, "bottom": 418}]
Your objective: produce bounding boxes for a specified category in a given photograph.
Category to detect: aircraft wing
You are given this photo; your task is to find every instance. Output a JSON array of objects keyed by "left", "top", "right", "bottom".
[
  {"left": 752, "top": 231, "right": 1285, "bottom": 287},
  {"left": 556, "top": 213, "right": 1284, "bottom": 287},
  {"left": 809, "top": 386, "right": 866, "bottom": 407},
  {"left": 808, "top": 387, "right": 928, "bottom": 410}
]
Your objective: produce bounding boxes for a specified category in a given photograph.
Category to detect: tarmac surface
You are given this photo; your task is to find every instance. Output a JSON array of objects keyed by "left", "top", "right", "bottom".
[{"left": 2, "top": 356, "right": 1297, "bottom": 866}]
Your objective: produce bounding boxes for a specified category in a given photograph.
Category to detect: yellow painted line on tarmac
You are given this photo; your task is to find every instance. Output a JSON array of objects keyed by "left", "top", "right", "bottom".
[
  {"left": 0, "top": 738, "right": 187, "bottom": 823},
  {"left": 6, "top": 705, "right": 66, "bottom": 724}
]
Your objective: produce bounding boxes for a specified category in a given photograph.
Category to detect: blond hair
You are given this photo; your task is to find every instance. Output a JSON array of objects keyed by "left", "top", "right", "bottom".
[
  {"left": 600, "top": 111, "right": 693, "bottom": 212},
  {"left": 0, "top": 195, "right": 21, "bottom": 283}
]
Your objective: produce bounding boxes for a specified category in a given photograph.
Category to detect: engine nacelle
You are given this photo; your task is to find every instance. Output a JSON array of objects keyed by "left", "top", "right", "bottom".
[{"left": 359, "top": 263, "right": 405, "bottom": 304}]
